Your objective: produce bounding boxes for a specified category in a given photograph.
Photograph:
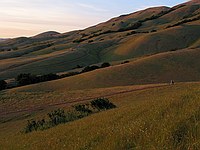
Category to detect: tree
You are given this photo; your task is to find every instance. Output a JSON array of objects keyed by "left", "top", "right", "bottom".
[
  {"left": 0, "top": 80, "right": 7, "bottom": 90},
  {"left": 101, "top": 62, "right": 111, "bottom": 68},
  {"left": 48, "top": 109, "right": 66, "bottom": 126},
  {"left": 74, "top": 104, "right": 92, "bottom": 114},
  {"left": 91, "top": 98, "right": 116, "bottom": 111},
  {"left": 16, "top": 73, "right": 37, "bottom": 86},
  {"left": 81, "top": 65, "right": 99, "bottom": 73}
]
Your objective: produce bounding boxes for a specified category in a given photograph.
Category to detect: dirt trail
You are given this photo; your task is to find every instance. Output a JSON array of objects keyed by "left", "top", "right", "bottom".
[{"left": 1, "top": 84, "right": 168, "bottom": 117}]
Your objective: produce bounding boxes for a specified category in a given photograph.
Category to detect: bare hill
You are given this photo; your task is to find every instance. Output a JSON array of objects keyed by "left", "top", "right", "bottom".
[{"left": 0, "top": 1, "right": 199, "bottom": 81}]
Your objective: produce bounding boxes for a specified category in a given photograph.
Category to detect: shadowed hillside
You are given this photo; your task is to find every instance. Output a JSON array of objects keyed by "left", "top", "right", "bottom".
[
  {"left": 1, "top": 1, "right": 200, "bottom": 149},
  {"left": 13, "top": 47, "right": 200, "bottom": 92},
  {"left": 0, "top": 0, "right": 199, "bottom": 81}
]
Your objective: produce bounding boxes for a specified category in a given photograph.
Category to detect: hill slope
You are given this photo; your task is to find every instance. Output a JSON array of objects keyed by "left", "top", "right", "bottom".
[
  {"left": 0, "top": 0, "right": 199, "bottom": 80},
  {"left": 14, "top": 47, "right": 200, "bottom": 92},
  {"left": 1, "top": 83, "right": 200, "bottom": 149}
]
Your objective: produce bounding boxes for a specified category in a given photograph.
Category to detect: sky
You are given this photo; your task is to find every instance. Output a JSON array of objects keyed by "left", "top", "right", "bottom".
[{"left": 0, "top": 0, "right": 188, "bottom": 38}]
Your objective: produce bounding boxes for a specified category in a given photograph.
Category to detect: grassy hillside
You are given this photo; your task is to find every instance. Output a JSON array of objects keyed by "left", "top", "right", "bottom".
[
  {"left": 12, "top": 47, "right": 200, "bottom": 92},
  {"left": 1, "top": 1, "right": 200, "bottom": 149},
  {"left": 0, "top": 0, "right": 199, "bottom": 80},
  {"left": 1, "top": 82, "right": 200, "bottom": 149}
]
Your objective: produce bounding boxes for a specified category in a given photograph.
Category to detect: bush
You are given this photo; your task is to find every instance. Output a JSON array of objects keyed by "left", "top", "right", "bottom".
[
  {"left": 127, "top": 31, "right": 137, "bottom": 36},
  {"left": 16, "top": 73, "right": 38, "bottom": 86},
  {"left": 118, "top": 22, "right": 142, "bottom": 32},
  {"left": 121, "top": 60, "right": 130, "bottom": 64},
  {"left": 23, "top": 98, "right": 116, "bottom": 133},
  {"left": 91, "top": 98, "right": 116, "bottom": 111},
  {"left": 101, "top": 62, "right": 111, "bottom": 68},
  {"left": 24, "top": 119, "right": 46, "bottom": 133},
  {"left": 38, "top": 73, "right": 59, "bottom": 82},
  {"left": 88, "top": 40, "right": 94, "bottom": 43},
  {"left": 60, "top": 72, "right": 80, "bottom": 78},
  {"left": 81, "top": 65, "right": 99, "bottom": 73},
  {"left": 48, "top": 109, "right": 67, "bottom": 126},
  {"left": 16, "top": 73, "right": 59, "bottom": 86},
  {"left": 0, "top": 80, "right": 7, "bottom": 90},
  {"left": 74, "top": 104, "right": 92, "bottom": 114}
]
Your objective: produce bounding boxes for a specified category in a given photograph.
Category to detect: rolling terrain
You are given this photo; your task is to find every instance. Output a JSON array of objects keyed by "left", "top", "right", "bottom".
[
  {"left": 1, "top": 0, "right": 200, "bottom": 149},
  {"left": 0, "top": 0, "right": 199, "bottom": 81},
  {"left": 1, "top": 82, "right": 200, "bottom": 149}
]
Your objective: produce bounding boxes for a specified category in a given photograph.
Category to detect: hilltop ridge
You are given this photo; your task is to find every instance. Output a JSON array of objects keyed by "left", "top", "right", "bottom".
[{"left": 0, "top": 0, "right": 199, "bottom": 84}]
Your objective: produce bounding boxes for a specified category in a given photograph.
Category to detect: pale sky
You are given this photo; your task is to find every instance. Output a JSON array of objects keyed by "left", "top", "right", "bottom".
[{"left": 0, "top": 0, "right": 188, "bottom": 38}]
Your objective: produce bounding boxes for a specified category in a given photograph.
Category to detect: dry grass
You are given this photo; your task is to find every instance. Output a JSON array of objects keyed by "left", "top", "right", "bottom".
[
  {"left": 10, "top": 47, "right": 200, "bottom": 93},
  {"left": 0, "top": 82, "right": 200, "bottom": 149},
  {"left": 0, "top": 1, "right": 199, "bottom": 80}
]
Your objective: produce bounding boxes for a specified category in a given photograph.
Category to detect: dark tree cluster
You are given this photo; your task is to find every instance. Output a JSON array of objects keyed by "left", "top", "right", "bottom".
[
  {"left": 91, "top": 98, "right": 116, "bottom": 111},
  {"left": 60, "top": 72, "right": 80, "bottom": 78},
  {"left": 24, "top": 119, "right": 46, "bottom": 133},
  {"left": 74, "top": 104, "right": 92, "bottom": 115},
  {"left": 166, "top": 15, "right": 200, "bottom": 28},
  {"left": 15, "top": 63, "right": 110, "bottom": 88},
  {"left": 81, "top": 62, "right": 111, "bottom": 73},
  {"left": 0, "top": 80, "right": 7, "bottom": 91},
  {"left": 121, "top": 60, "right": 130, "bottom": 64},
  {"left": 16, "top": 73, "right": 59, "bottom": 86},
  {"left": 48, "top": 109, "right": 67, "bottom": 126},
  {"left": 81, "top": 65, "right": 100, "bottom": 73}
]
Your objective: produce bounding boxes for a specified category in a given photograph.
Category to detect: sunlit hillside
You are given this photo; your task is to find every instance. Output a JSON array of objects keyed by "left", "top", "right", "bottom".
[{"left": 0, "top": 1, "right": 200, "bottom": 149}]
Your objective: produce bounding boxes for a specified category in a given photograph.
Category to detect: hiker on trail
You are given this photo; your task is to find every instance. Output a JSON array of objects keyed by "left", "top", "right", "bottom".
[{"left": 170, "top": 80, "right": 175, "bottom": 85}]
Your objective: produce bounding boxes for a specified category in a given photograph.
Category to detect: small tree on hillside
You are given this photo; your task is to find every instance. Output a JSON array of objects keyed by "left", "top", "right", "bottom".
[
  {"left": 16, "top": 73, "right": 37, "bottom": 86},
  {"left": 91, "top": 98, "right": 116, "bottom": 111},
  {"left": 101, "top": 62, "right": 111, "bottom": 68},
  {"left": 0, "top": 80, "right": 7, "bottom": 90}
]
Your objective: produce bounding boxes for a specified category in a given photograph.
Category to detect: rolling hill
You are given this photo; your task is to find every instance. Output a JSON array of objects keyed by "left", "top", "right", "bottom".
[
  {"left": 1, "top": 1, "right": 200, "bottom": 149},
  {"left": 0, "top": 0, "right": 199, "bottom": 81},
  {"left": 1, "top": 82, "right": 200, "bottom": 149}
]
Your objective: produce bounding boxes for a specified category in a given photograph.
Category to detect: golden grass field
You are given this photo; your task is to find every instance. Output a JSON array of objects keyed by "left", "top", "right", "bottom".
[
  {"left": 0, "top": 1, "right": 200, "bottom": 149},
  {"left": 1, "top": 82, "right": 200, "bottom": 149}
]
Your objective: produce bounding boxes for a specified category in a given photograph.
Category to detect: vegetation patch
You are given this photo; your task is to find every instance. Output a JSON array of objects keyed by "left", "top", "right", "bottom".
[
  {"left": 16, "top": 73, "right": 60, "bottom": 86},
  {"left": 166, "top": 15, "right": 200, "bottom": 28},
  {"left": 23, "top": 98, "right": 116, "bottom": 133},
  {"left": 0, "top": 80, "right": 7, "bottom": 91}
]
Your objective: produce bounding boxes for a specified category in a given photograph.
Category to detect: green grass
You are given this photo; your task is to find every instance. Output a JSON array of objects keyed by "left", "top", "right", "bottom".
[{"left": 0, "top": 82, "right": 200, "bottom": 149}]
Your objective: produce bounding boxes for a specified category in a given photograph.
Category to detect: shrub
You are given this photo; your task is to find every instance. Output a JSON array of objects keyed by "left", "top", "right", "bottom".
[
  {"left": 74, "top": 104, "right": 92, "bottom": 114},
  {"left": 118, "top": 22, "right": 142, "bottom": 32},
  {"left": 48, "top": 109, "right": 66, "bottom": 126},
  {"left": 12, "top": 47, "right": 18, "bottom": 50},
  {"left": 121, "top": 61, "right": 130, "bottom": 64},
  {"left": 16, "top": 73, "right": 59, "bottom": 86},
  {"left": 23, "top": 98, "right": 116, "bottom": 133},
  {"left": 88, "top": 40, "right": 94, "bottom": 43},
  {"left": 101, "top": 62, "right": 111, "bottom": 68},
  {"left": 16, "top": 73, "right": 38, "bottom": 86},
  {"left": 127, "top": 31, "right": 137, "bottom": 36},
  {"left": 38, "top": 73, "right": 59, "bottom": 82},
  {"left": 150, "top": 29, "right": 157, "bottom": 33},
  {"left": 0, "top": 80, "right": 7, "bottom": 90},
  {"left": 81, "top": 65, "right": 99, "bottom": 73},
  {"left": 73, "top": 38, "right": 85, "bottom": 43},
  {"left": 24, "top": 119, "right": 46, "bottom": 133},
  {"left": 60, "top": 72, "right": 80, "bottom": 78},
  {"left": 91, "top": 98, "right": 116, "bottom": 111}
]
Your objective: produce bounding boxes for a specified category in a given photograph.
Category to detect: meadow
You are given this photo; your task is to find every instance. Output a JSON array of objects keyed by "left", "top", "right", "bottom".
[{"left": 1, "top": 82, "right": 200, "bottom": 149}]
